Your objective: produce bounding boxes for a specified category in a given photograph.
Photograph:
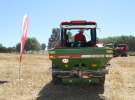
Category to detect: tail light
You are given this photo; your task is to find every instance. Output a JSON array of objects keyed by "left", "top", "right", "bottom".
[{"left": 49, "top": 54, "right": 55, "bottom": 59}]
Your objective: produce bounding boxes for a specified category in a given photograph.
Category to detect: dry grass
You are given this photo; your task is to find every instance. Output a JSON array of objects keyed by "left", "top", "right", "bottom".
[
  {"left": 104, "top": 56, "right": 135, "bottom": 100},
  {"left": 0, "top": 53, "right": 51, "bottom": 100},
  {"left": 0, "top": 53, "right": 135, "bottom": 100}
]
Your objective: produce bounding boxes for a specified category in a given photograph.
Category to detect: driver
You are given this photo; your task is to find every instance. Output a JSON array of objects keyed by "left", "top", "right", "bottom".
[{"left": 74, "top": 29, "right": 86, "bottom": 43}]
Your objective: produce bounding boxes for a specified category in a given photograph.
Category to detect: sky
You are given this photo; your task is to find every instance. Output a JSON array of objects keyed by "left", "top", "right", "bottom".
[{"left": 0, "top": 0, "right": 135, "bottom": 47}]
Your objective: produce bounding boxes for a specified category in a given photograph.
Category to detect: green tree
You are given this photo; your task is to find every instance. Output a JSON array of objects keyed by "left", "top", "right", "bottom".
[
  {"left": 48, "top": 28, "right": 60, "bottom": 49},
  {"left": 25, "top": 37, "right": 41, "bottom": 51},
  {"left": 100, "top": 35, "right": 135, "bottom": 51},
  {"left": 16, "top": 43, "right": 21, "bottom": 52},
  {"left": 41, "top": 43, "right": 46, "bottom": 50},
  {"left": 7, "top": 47, "right": 16, "bottom": 53},
  {"left": 0, "top": 44, "right": 8, "bottom": 53},
  {"left": 16, "top": 37, "right": 41, "bottom": 52}
]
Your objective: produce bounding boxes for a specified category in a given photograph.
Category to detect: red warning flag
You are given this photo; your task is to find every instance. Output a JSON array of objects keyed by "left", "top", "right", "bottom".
[{"left": 19, "top": 14, "right": 29, "bottom": 63}]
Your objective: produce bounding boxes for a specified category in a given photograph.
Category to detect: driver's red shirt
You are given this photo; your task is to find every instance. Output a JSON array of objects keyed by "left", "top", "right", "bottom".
[{"left": 74, "top": 33, "right": 86, "bottom": 42}]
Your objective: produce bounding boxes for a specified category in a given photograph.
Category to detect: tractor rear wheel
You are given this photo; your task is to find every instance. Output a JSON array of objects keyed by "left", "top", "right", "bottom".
[
  {"left": 99, "top": 76, "right": 105, "bottom": 86},
  {"left": 52, "top": 75, "right": 62, "bottom": 84},
  {"left": 52, "top": 63, "right": 62, "bottom": 84}
]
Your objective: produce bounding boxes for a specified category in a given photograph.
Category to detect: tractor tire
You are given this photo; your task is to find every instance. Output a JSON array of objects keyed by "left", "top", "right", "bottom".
[
  {"left": 52, "top": 75, "right": 62, "bottom": 85},
  {"left": 99, "top": 76, "right": 105, "bottom": 86},
  {"left": 121, "top": 53, "right": 128, "bottom": 57},
  {"left": 124, "top": 53, "right": 128, "bottom": 57}
]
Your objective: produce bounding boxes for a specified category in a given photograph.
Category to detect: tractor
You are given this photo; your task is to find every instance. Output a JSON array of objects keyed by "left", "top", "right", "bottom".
[
  {"left": 114, "top": 44, "right": 128, "bottom": 57},
  {"left": 48, "top": 20, "right": 113, "bottom": 84}
]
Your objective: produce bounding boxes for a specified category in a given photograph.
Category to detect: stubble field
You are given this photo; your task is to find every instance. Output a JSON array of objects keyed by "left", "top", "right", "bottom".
[{"left": 0, "top": 53, "right": 135, "bottom": 100}]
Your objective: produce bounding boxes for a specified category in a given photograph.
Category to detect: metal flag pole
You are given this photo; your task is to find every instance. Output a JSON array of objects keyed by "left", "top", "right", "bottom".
[{"left": 19, "top": 62, "right": 22, "bottom": 80}]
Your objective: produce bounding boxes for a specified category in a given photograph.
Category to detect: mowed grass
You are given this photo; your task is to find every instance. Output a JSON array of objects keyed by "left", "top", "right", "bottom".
[{"left": 0, "top": 53, "right": 51, "bottom": 100}]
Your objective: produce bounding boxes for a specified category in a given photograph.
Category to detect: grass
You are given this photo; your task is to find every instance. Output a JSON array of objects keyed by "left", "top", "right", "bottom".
[
  {"left": 0, "top": 53, "right": 104, "bottom": 100},
  {"left": 0, "top": 53, "right": 135, "bottom": 100},
  {"left": 104, "top": 56, "right": 135, "bottom": 100},
  {"left": 0, "top": 53, "right": 51, "bottom": 100}
]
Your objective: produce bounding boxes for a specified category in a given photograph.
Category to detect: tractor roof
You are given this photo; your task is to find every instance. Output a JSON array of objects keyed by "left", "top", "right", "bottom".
[
  {"left": 61, "top": 20, "right": 97, "bottom": 29},
  {"left": 61, "top": 20, "right": 96, "bottom": 25}
]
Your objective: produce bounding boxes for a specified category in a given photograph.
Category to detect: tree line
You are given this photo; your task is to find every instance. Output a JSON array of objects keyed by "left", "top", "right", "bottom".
[
  {"left": 0, "top": 37, "right": 46, "bottom": 53},
  {"left": 99, "top": 35, "right": 135, "bottom": 51},
  {"left": 48, "top": 28, "right": 135, "bottom": 51},
  {"left": 1, "top": 28, "right": 135, "bottom": 53}
]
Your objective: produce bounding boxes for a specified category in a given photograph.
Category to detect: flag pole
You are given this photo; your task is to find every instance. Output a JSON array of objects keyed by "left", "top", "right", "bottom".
[
  {"left": 19, "top": 62, "right": 22, "bottom": 80},
  {"left": 19, "top": 53, "right": 22, "bottom": 80}
]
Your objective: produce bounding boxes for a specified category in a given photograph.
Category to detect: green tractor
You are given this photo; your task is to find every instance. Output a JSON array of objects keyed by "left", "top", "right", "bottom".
[{"left": 48, "top": 20, "right": 113, "bottom": 84}]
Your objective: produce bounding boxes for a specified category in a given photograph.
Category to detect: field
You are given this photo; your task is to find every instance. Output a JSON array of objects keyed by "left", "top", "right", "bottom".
[{"left": 0, "top": 53, "right": 135, "bottom": 100}]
